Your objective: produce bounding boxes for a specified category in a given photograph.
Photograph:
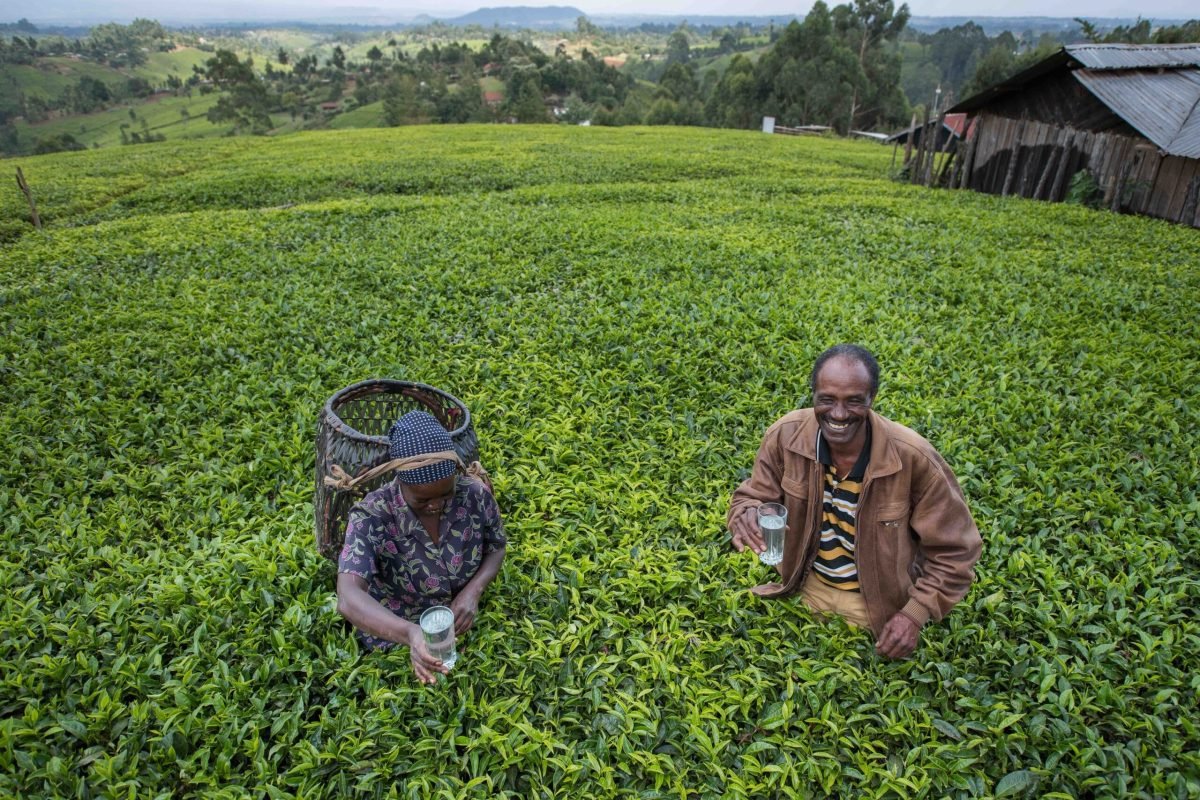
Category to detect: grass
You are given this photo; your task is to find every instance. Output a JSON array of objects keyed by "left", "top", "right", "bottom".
[
  {"left": 327, "top": 100, "right": 386, "bottom": 129},
  {"left": 1, "top": 125, "right": 1198, "bottom": 798},
  {"left": 129, "top": 47, "right": 213, "bottom": 84}
]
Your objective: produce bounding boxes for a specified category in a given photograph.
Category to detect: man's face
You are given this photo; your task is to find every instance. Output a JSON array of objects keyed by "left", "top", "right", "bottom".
[
  {"left": 401, "top": 474, "right": 458, "bottom": 515},
  {"left": 813, "top": 356, "right": 874, "bottom": 451}
]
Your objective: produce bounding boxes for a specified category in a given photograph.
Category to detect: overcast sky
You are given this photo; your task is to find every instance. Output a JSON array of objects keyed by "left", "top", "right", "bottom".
[{"left": 7, "top": 0, "right": 1196, "bottom": 25}]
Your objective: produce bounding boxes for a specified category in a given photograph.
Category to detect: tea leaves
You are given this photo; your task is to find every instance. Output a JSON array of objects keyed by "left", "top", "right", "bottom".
[{"left": 2, "top": 125, "right": 1199, "bottom": 798}]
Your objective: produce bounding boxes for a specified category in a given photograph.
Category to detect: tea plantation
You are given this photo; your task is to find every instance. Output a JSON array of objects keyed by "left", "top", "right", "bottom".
[{"left": 2, "top": 126, "right": 1198, "bottom": 798}]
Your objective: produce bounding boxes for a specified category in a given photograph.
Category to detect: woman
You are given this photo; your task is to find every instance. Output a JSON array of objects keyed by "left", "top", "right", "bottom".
[{"left": 337, "top": 410, "right": 506, "bottom": 684}]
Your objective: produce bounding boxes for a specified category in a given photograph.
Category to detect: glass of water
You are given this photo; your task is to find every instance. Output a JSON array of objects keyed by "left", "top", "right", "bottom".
[
  {"left": 757, "top": 503, "right": 787, "bottom": 566},
  {"left": 419, "top": 605, "right": 457, "bottom": 669}
]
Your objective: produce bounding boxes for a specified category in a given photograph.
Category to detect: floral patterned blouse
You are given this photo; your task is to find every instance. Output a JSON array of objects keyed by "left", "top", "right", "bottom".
[{"left": 338, "top": 475, "right": 506, "bottom": 650}]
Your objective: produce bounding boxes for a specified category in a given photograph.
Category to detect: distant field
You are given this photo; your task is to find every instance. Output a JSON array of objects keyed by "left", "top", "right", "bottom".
[
  {"left": 12, "top": 92, "right": 226, "bottom": 151},
  {"left": 0, "top": 58, "right": 127, "bottom": 115},
  {"left": 327, "top": 99, "right": 385, "bottom": 129},
  {"left": 130, "top": 47, "right": 213, "bottom": 84},
  {"left": 695, "top": 47, "right": 768, "bottom": 79}
]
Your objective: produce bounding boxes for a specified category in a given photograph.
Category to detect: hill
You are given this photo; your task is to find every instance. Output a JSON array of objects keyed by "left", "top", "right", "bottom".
[
  {"left": 443, "top": 5, "right": 587, "bottom": 29},
  {"left": 2, "top": 126, "right": 1198, "bottom": 798}
]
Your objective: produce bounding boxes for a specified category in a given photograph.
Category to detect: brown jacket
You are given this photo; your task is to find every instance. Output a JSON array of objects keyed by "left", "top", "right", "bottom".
[{"left": 728, "top": 408, "right": 981, "bottom": 636}]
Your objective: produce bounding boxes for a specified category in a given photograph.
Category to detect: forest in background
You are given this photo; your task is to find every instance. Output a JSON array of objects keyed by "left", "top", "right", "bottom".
[{"left": 2, "top": 8, "right": 1198, "bottom": 156}]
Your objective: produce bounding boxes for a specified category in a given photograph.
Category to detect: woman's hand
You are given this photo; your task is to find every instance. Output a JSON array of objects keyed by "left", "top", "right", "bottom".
[
  {"left": 450, "top": 589, "right": 480, "bottom": 636},
  {"left": 407, "top": 626, "right": 450, "bottom": 685}
]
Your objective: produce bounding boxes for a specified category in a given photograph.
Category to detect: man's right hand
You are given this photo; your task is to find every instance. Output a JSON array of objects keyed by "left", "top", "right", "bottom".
[
  {"left": 729, "top": 506, "right": 766, "bottom": 554},
  {"left": 407, "top": 627, "right": 450, "bottom": 685}
]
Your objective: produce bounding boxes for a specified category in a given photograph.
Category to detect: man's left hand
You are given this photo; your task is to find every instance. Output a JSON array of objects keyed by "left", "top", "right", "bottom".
[
  {"left": 875, "top": 613, "right": 920, "bottom": 659},
  {"left": 450, "top": 590, "right": 480, "bottom": 636}
]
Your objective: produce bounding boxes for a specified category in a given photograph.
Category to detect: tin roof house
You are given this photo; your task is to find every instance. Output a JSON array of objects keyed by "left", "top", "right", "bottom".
[{"left": 948, "top": 43, "right": 1200, "bottom": 227}]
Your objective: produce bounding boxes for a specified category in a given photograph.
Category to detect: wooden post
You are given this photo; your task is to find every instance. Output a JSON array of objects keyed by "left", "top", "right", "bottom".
[
  {"left": 902, "top": 112, "right": 916, "bottom": 170},
  {"left": 910, "top": 105, "right": 931, "bottom": 185},
  {"left": 1001, "top": 119, "right": 1027, "bottom": 196},
  {"left": 1047, "top": 128, "right": 1076, "bottom": 202},
  {"left": 937, "top": 139, "right": 958, "bottom": 187},
  {"left": 1108, "top": 155, "right": 1133, "bottom": 212},
  {"left": 958, "top": 129, "right": 978, "bottom": 190},
  {"left": 948, "top": 139, "right": 963, "bottom": 188},
  {"left": 15, "top": 167, "right": 42, "bottom": 230},
  {"left": 925, "top": 109, "right": 946, "bottom": 186},
  {"left": 1179, "top": 175, "right": 1200, "bottom": 227},
  {"left": 903, "top": 111, "right": 917, "bottom": 166},
  {"left": 1034, "top": 129, "right": 1067, "bottom": 200}
]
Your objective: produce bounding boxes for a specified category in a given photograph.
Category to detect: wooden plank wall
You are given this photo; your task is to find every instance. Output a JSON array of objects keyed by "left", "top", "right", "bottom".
[{"left": 964, "top": 112, "right": 1200, "bottom": 227}]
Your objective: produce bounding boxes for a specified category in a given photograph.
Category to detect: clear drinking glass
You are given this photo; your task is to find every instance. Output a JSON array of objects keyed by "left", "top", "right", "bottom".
[
  {"left": 419, "top": 605, "right": 457, "bottom": 669},
  {"left": 757, "top": 502, "right": 787, "bottom": 566}
]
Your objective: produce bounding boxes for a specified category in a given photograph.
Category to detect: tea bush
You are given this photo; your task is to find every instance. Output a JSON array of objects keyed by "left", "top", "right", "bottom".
[{"left": 2, "top": 126, "right": 1198, "bottom": 798}]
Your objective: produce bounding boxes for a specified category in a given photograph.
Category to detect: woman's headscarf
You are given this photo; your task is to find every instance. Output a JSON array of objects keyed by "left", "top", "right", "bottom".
[{"left": 387, "top": 410, "right": 457, "bottom": 484}]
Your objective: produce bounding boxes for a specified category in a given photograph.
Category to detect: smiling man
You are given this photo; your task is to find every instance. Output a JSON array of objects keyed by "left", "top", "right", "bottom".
[{"left": 728, "top": 344, "right": 981, "bottom": 659}]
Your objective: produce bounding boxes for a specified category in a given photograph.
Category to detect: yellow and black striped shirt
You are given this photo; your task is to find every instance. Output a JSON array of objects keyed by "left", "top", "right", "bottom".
[{"left": 814, "top": 425, "right": 871, "bottom": 592}]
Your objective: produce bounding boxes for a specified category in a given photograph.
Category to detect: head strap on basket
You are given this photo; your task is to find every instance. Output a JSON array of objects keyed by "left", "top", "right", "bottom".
[{"left": 324, "top": 451, "right": 493, "bottom": 495}]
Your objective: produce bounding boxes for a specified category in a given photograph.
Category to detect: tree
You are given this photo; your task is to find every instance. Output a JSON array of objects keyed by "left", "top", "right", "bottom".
[
  {"left": 194, "top": 50, "right": 272, "bottom": 133},
  {"left": 437, "top": 77, "right": 484, "bottom": 123},
  {"left": 961, "top": 34, "right": 1056, "bottom": 99},
  {"left": 924, "top": 22, "right": 990, "bottom": 90},
  {"left": 1076, "top": 16, "right": 1150, "bottom": 44},
  {"left": 1152, "top": 19, "right": 1200, "bottom": 43},
  {"left": 576, "top": 16, "right": 599, "bottom": 37},
  {"left": 750, "top": 7, "right": 867, "bottom": 131},
  {"left": 705, "top": 54, "right": 760, "bottom": 129},
  {"left": 383, "top": 75, "right": 427, "bottom": 125},
  {"left": 367, "top": 45, "right": 384, "bottom": 63},
  {"left": 508, "top": 69, "right": 549, "bottom": 122},
  {"left": 329, "top": 45, "right": 346, "bottom": 71},
  {"left": 666, "top": 29, "right": 691, "bottom": 65},
  {"left": 34, "top": 133, "right": 85, "bottom": 154},
  {"left": 276, "top": 47, "right": 289, "bottom": 65},
  {"left": 658, "top": 62, "right": 698, "bottom": 103},
  {"left": 833, "top": 0, "right": 911, "bottom": 129}
]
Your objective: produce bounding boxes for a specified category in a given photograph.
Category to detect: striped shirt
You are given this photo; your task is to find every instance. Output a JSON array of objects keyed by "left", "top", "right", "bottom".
[{"left": 813, "top": 425, "right": 871, "bottom": 592}]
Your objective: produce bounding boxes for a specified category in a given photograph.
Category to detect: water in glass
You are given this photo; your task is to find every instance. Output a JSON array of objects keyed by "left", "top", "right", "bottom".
[
  {"left": 420, "top": 606, "right": 457, "bottom": 669},
  {"left": 759, "top": 514, "right": 786, "bottom": 566}
]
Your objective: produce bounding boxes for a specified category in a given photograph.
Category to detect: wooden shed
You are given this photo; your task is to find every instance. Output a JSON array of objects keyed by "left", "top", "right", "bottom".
[{"left": 949, "top": 43, "right": 1200, "bottom": 227}]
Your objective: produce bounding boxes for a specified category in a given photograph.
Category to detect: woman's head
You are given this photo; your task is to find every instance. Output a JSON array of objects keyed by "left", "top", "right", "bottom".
[{"left": 388, "top": 410, "right": 457, "bottom": 485}]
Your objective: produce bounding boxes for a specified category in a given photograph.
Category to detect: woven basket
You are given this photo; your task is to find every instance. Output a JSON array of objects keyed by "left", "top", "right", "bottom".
[{"left": 314, "top": 379, "right": 479, "bottom": 559}]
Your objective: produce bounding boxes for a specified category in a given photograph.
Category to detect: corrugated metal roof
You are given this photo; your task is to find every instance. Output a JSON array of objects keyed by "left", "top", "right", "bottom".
[
  {"left": 1065, "top": 43, "right": 1200, "bottom": 70},
  {"left": 1074, "top": 68, "right": 1200, "bottom": 158},
  {"left": 948, "top": 44, "right": 1200, "bottom": 158},
  {"left": 885, "top": 113, "right": 972, "bottom": 143}
]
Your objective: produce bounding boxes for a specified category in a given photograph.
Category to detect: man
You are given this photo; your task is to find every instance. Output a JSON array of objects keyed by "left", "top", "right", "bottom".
[
  {"left": 728, "top": 344, "right": 981, "bottom": 659},
  {"left": 337, "top": 410, "right": 506, "bottom": 684}
]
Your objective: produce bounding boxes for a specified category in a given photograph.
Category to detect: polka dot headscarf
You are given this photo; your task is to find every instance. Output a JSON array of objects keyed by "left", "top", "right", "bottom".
[{"left": 388, "top": 410, "right": 457, "bottom": 485}]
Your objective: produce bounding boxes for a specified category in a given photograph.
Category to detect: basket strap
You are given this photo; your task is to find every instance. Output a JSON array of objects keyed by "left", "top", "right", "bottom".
[
  {"left": 326, "top": 450, "right": 491, "bottom": 494},
  {"left": 464, "top": 460, "right": 492, "bottom": 492}
]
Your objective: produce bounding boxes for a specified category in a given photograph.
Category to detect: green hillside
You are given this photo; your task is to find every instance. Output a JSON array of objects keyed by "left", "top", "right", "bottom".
[
  {"left": 12, "top": 92, "right": 227, "bottom": 151},
  {"left": 327, "top": 99, "right": 385, "bottom": 129},
  {"left": 2, "top": 126, "right": 1198, "bottom": 798}
]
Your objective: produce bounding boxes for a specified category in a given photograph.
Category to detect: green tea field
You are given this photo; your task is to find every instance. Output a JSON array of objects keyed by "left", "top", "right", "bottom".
[{"left": 2, "top": 126, "right": 1198, "bottom": 798}]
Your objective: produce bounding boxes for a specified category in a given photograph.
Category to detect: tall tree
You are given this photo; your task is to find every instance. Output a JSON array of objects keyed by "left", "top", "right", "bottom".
[
  {"left": 194, "top": 50, "right": 272, "bottom": 133},
  {"left": 833, "top": 0, "right": 910, "bottom": 128},
  {"left": 754, "top": 6, "right": 866, "bottom": 131},
  {"left": 666, "top": 29, "right": 691, "bottom": 65}
]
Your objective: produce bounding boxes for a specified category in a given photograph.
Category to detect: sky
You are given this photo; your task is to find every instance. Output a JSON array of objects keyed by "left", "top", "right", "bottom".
[{"left": 5, "top": 0, "right": 1196, "bottom": 25}]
